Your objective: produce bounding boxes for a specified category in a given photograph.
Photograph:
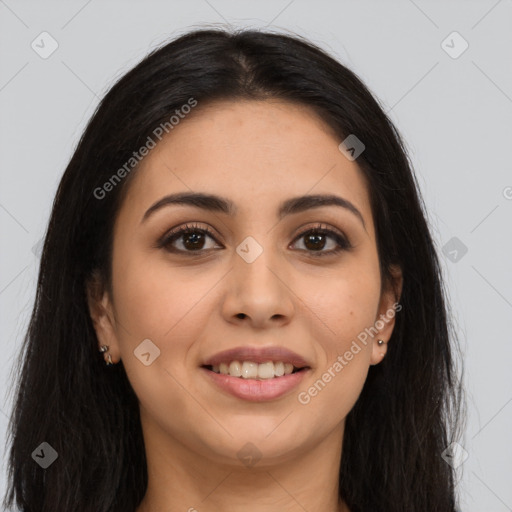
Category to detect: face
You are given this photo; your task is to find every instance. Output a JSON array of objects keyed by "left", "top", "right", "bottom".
[{"left": 88, "top": 99, "right": 402, "bottom": 467}]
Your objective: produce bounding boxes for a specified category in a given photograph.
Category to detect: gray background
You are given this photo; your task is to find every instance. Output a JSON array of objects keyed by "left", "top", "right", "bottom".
[{"left": 1, "top": 1, "right": 511, "bottom": 510}]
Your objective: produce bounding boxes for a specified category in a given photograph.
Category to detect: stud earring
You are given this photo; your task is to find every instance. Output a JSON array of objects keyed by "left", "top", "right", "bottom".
[{"left": 99, "top": 345, "right": 114, "bottom": 366}]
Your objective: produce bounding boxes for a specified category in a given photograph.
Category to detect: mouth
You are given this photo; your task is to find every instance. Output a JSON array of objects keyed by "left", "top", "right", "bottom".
[
  {"left": 202, "top": 361, "right": 310, "bottom": 380},
  {"left": 200, "top": 362, "right": 311, "bottom": 402},
  {"left": 200, "top": 346, "right": 312, "bottom": 401}
]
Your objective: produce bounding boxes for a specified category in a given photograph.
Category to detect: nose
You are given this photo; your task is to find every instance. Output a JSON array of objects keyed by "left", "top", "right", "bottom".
[{"left": 221, "top": 247, "right": 294, "bottom": 328}]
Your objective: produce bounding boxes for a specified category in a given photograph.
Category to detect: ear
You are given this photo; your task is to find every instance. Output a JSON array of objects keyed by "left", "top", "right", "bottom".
[
  {"left": 370, "top": 264, "right": 403, "bottom": 366},
  {"left": 85, "top": 270, "right": 120, "bottom": 363}
]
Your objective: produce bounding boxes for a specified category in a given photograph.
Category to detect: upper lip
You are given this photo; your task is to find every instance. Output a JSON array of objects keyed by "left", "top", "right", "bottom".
[{"left": 202, "top": 346, "right": 311, "bottom": 369}]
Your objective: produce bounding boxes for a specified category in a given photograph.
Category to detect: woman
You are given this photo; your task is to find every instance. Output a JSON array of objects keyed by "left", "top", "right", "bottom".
[{"left": 3, "top": 27, "right": 466, "bottom": 512}]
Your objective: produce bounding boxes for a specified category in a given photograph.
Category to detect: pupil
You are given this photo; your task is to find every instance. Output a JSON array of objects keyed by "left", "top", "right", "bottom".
[
  {"left": 184, "top": 232, "right": 204, "bottom": 250},
  {"left": 305, "top": 233, "right": 325, "bottom": 250},
  {"left": 182, "top": 232, "right": 326, "bottom": 251}
]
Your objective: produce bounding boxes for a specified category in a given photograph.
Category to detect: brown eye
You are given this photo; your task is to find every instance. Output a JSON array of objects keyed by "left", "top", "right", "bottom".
[
  {"left": 291, "top": 226, "right": 352, "bottom": 257},
  {"left": 156, "top": 222, "right": 352, "bottom": 258},
  {"left": 158, "top": 223, "right": 221, "bottom": 253}
]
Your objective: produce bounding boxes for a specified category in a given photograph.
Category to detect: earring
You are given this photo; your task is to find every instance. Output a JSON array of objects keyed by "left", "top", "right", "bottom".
[
  {"left": 377, "top": 339, "right": 385, "bottom": 345},
  {"left": 99, "top": 345, "right": 114, "bottom": 366}
]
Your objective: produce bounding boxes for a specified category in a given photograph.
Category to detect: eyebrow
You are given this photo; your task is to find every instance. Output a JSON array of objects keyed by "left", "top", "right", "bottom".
[{"left": 141, "top": 191, "right": 366, "bottom": 229}]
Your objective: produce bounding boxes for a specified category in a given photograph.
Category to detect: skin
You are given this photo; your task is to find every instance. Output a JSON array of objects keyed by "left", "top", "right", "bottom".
[{"left": 87, "top": 99, "right": 403, "bottom": 512}]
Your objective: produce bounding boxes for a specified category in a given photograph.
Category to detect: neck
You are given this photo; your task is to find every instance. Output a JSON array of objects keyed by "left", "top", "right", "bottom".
[{"left": 136, "top": 410, "right": 349, "bottom": 512}]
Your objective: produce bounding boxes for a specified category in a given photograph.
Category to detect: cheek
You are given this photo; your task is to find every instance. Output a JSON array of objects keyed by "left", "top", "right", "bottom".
[
  {"left": 295, "top": 278, "right": 379, "bottom": 422},
  {"left": 111, "top": 249, "right": 225, "bottom": 389},
  {"left": 302, "top": 265, "right": 381, "bottom": 354},
  {"left": 297, "top": 266, "right": 381, "bottom": 418},
  {"left": 112, "top": 245, "right": 209, "bottom": 338},
  {"left": 111, "top": 254, "right": 215, "bottom": 416}
]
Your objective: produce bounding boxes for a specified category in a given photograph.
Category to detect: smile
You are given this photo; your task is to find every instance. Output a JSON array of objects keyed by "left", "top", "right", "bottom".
[
  {"left": 201, "top": 364, "right": 310, "bottom": 402},
  {"left": 204, "top": 360, "right": 306, "bottom": 380}
]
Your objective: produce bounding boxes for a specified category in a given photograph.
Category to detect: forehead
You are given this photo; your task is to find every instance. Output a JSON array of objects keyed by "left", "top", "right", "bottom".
[{"left": 119, "top": 99, "right": 373, "bottom": 230}]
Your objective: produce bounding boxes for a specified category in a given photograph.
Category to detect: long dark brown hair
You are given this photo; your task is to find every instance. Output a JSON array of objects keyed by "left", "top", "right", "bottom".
[{"left": 3, "top": 27, "right": 466, "bottom": 512}]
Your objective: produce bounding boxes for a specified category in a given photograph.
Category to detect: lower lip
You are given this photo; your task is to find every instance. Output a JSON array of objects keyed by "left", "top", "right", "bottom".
[{"left": 200, "top": 367, "right": 309, "bottom": 402}]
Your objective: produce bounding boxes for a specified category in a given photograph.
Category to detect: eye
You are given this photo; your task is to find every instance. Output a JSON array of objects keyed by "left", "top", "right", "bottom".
[
  {"left": 290, "top": 224, "right": 352, "bottom": 257},
  {"left": 157, "top": 222, "right": 221, "bottom": 254},
  {"left": 156, "top": 222, "right": 352, "bottom": 257}
]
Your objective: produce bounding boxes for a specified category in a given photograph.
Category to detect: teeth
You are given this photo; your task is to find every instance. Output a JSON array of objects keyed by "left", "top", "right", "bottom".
[
  {"left": 242, "top": 361, "right": 258, "bottom": 378},
  {"left": 257, "top": 361, "right": 274, "bottom": 379},
  {"left": 229, "top": 360, "right": 242, "bottom": 377},
  {"left": 209, "top": 360, "right": 300, "bottom": 379}
]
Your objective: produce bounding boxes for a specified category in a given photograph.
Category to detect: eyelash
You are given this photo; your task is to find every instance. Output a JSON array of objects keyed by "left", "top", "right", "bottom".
[{"left": 156, "top": 222, "right": 353, "bottom": 258}]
